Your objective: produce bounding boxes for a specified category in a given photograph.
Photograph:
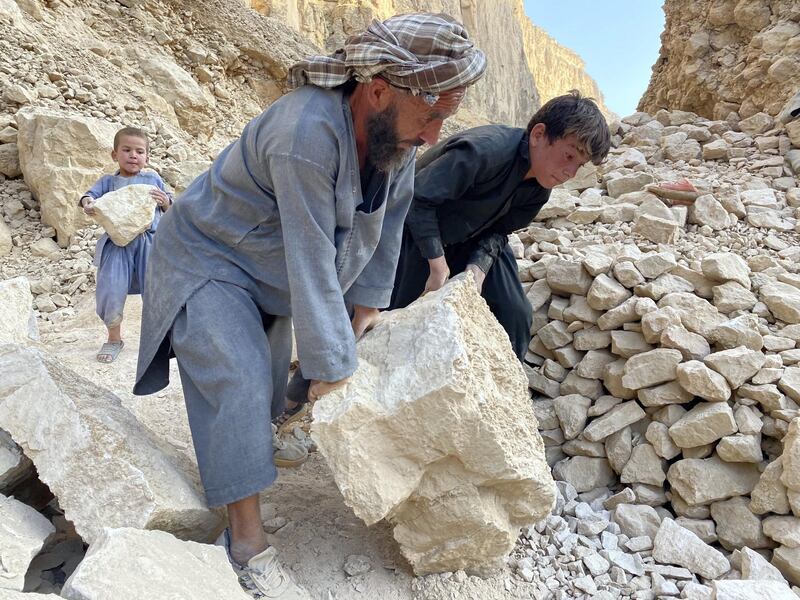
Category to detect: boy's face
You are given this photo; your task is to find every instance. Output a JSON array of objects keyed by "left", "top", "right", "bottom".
[
  {"left": 528, "top": 123, "right": 590, "bottom": 189},
  {"left": 112, "top": 134, "right": 148, "bottom": 176}
]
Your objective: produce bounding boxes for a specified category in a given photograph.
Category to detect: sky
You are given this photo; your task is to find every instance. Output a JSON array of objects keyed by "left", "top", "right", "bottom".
[{"left": 523, "top": 1, "right": 665, "bottom": 117}]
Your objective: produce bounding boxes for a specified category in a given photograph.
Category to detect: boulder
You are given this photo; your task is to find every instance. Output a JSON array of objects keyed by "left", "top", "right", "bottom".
[
  {"left": 740, "top": 546, "right": 788, "bottom": 582},
  {"left": 0, "top": 493, "right": 55, "bottom": 591},
  {"left": 676, "top": 360, "right": 732, "bottom": 402},
  {"left": 0, "top": 345, "right": 222, "bottom": 544},
  {"left": 547, "top": 259, "right": 593, "bottom": 295},
  {"left": 689, "top": 195, "right": 729, "bottom": 230},
  {"left": 553, "top": 456, "right": 615, "bottom": 493},
  {"left": 583, "top": 401, "right": 646, "bottom": 442},
  {"left": 710, "top": 496, "right": 771, "bottom": 550},
  {"left": 701, "top": 253, "right": 751, "bottom": 288},
  {"left": 15, "top": 108, "right": 119, "bottom": 246},
  {"left": 667, "top": 456, "right": 761, "bottom": 505},
  {"left": 668, "top": 402, "right": 737, "bottom": 448},
  {"left": 60, "top": 528, "right": 251, "bottom": 600},
  {"left": 131, "top": 49, "right": 216, "bottom": 136},
  {"left": 91, "top": 184, "right": 156, "bottom": 246},
  {"left": 772, "top": 545, "right": 800, "bottom": 585},
  {"left": 713, "top": 580, "right": 797, "bottom": 600},
  {"left": 613, "top": 503, "right": 662, "bottom": 539},
  {"left": 761, "top": 283, "right": 800, "bottom": 324},
  {"left": 621, "top": 348, "right": 682, "bottom": 390},
  {"left": 703, "top": 347, "right": 765, "bottom": 389},
  {"left": 311, "top": 276, "right": 556, "bottom": 575},
  {"left": 652, "top": 518, "right": 730, "bottom": 580},
  {"left": 0, "top": 276, "right": 38, "bottom": 345}
]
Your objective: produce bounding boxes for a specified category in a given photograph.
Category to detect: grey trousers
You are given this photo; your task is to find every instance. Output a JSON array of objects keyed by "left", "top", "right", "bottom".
[{"left": 170, "top": 280, "right": 292, "bottom": 507}]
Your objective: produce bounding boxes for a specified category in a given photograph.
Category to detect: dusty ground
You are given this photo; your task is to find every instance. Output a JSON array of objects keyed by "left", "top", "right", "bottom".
[{"left": 38, "top": 295, "right": 522, "bottom": 600}]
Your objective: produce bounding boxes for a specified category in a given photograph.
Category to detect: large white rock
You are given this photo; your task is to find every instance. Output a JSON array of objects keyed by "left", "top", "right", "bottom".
[
  {"left": 713, "top": 580, "right": 798, "bottom": 600},
  {"left": 668, "top": 402, "right": 737, "bottom": 448},
  {"left": 703, "top": 347, "right": 765, "bottom": 389},
  {"left": 0, "top": 345, "right": 222, "bottom": 544},
  {"left": 0, "top": 493, "right": 55, "bottom": 591},
  {"left": 622, "top": 348, "right": 682, "bottom": 390},
  {"left": 761, "top": 283, "right": 800, "bottom": 324},
  {"left": 701, "top": 253, "right": 751, "bottom": 288},
  {"left": 667, "top": 456, "right": 760, "bottom": 505},
  {"left": 676, "top": 360, "right": 732, "bottom": 402},
  {"left": 740, "top": 546, "right": 788, "bottom": 582},
  {"left": 710, "top": 496, "right": 771, "bottom": 550},
  {"left": 0, "top": 276, "right": 38, "bottom": 345},
  {"left": 312, "top": 277, "right": 556, "bottom": 575},
  {"left": 652, "top": 518, "right": 730, "bottom": 579},
  {"left": 131, "top": 48, "right": 216, "bottom": 136},
  {"left": 751, "top": 457, "right": 790, "bottom": 515},
  {"left": 15, "top": 107, "right": 119, "bottom": 246},
  {"left": 61, "top": 528, "right": 250, "bottom": 600},
  {"left": 91, "top": 184, "right": 155, "bottom": 246}
]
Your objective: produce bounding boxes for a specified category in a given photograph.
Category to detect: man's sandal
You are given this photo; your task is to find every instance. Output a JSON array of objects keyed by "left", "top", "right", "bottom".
[{"left": 96, "top": 340, "right": 124, "bottom": 363}]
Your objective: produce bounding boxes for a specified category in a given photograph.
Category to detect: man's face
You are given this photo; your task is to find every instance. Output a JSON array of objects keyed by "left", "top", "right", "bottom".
[
  {"left": 367, "top": 86, "right": 464, "bottom": 173},
  {"left": 112, "top": 134, "right": 148, "bottom": 176},
  {"left": 528, "top": 124, "right": 590, "bottom": 189}
]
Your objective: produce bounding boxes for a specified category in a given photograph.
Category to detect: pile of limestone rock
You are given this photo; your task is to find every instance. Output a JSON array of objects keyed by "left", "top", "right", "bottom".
[{"left": 497, "top": 98, "right": 800, "bottom": 598}]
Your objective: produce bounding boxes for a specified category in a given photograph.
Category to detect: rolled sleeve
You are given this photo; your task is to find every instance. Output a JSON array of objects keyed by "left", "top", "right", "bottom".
[
  {"left": 345, "top": 153, "right": 415, "bottom": 308},
  {"left": 269, "top": 153, "right": 357, "bottom": 382}
]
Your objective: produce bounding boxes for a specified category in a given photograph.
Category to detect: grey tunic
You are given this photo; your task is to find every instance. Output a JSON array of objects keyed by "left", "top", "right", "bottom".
[{"left": 134, "top": 86, "right": 414, "bottom": 394}]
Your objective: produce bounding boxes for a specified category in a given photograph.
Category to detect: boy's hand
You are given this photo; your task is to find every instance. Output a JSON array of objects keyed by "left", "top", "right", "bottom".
[
  {"left": 151, "top": 188, "right": 171, "bottom": 209},
  {"left": 424, "top": 256, "right": 450, "bottom": 294},
  {"left": 80, "top": 197, "right": 96, "bottom": 216}
]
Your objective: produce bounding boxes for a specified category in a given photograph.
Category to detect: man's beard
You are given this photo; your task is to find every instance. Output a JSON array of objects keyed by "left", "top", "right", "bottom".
[{"left": 366, "top": 104, "right": 411, "bottom": 173}]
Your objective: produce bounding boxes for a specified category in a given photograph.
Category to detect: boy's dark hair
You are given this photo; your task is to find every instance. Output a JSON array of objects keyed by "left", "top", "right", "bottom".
[
  {"left": 526, "top": 90, "right": 611, "bottom": 165},
  {"left": 113, "top": 127, "right": 150, "bottom": 151}
]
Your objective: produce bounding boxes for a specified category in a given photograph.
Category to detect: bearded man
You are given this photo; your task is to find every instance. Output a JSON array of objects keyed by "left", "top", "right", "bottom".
[{"left": 133, "top": 13, "right": 486, "bottom": 599}]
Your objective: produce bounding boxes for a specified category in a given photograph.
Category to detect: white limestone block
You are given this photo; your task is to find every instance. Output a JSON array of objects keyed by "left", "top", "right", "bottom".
[
  {"left": 312, "top": 276, "right": 556, "bottom": 575},
  {"left": 0, "top": 345, "right": 222, "bottom": 545}
]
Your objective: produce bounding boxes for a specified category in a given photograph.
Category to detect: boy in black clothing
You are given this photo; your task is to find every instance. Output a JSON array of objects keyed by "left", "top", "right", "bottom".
[{"left": 390, "top": 91, "right": 611, "bottom": 360}]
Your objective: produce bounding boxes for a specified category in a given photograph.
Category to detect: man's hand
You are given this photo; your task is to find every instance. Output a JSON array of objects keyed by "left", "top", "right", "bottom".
[
  {"left": 424, "top": 256, "right": 450, "bottom": 294},
  {"left": 308, "top": 377, "right": 350, "bottom": 402},
  {"left": 80, "top": 196, "right": 96, "bottom": 216},
  {"left": 351, "top": 305, "right": 380, "bottom": 340},
  {"left": 151, "top": 188, "right": 171, "bottom": 210},
  {"left": 465, "top": 263, "right": 486, "bottom": 294}
]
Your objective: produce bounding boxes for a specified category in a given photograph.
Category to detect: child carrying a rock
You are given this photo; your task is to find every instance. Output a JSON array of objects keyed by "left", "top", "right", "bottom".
[{"left": 78, "top": 127, "right": 172, "bottom": 363}]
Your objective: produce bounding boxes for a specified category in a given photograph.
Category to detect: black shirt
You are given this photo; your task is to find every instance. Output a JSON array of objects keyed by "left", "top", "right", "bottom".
[{"left": 406, "top": 125, "right": 551, "bottom": 272}]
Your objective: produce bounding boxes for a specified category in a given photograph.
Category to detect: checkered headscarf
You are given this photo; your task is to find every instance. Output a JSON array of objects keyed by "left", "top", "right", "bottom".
[{"left": 287, "top": 13, "right": 487, "bottom": 105}]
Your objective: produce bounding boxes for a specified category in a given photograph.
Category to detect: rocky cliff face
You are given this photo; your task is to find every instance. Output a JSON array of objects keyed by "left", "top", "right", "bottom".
[
  {"left": 639, "top": 0, "right": 800, "bottom": 120},
  {"left": 515, "top": 9, "right": 612, "bottom": 119},
  {"left": 254, "top": 0, "right": 610, "bottom": 126}
]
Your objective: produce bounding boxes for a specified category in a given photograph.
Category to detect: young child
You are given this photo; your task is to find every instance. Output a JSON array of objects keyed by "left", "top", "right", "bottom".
[{"left": 79, "top": 127, "right": 172, "bottom": 363}]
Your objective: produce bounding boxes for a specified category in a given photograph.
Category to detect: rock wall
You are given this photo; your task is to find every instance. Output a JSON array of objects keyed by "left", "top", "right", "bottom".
[
  {"left": 515, "top": 7, "right": 613, "bottom": 119},
  {"left": 254, "top": 0, "right": 611, "bottom": 126},
  {"left": 639, "top": 0, "right": 800, "bottom": 120}
]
